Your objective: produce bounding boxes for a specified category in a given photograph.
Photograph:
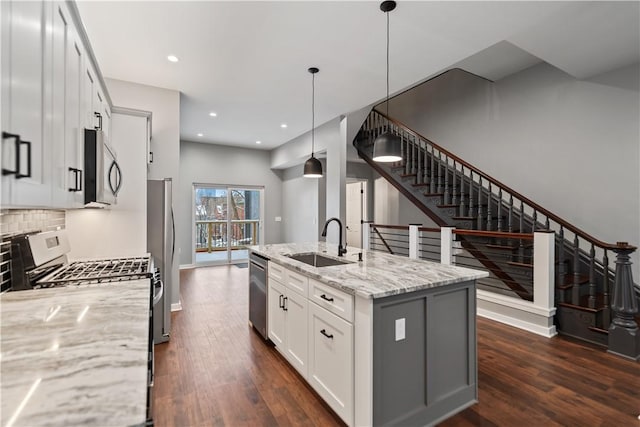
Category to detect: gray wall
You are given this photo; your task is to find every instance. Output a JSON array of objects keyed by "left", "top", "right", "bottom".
[
  {"left": 281, "top": 164, "right": 323, "bottom": 243},
  {"left": 179, "top": 141, "right": 283, "bottom": 266},
  {"left": 385, "top": 63, "right": 640, "bottom": 275}
]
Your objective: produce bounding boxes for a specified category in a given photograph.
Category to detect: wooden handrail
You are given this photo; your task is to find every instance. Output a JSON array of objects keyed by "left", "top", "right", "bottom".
[
  {"left": 371, "top": 109, "right": 636, "bottom": 252},
  {"left": 418, "top": 227, "right": 440, "bottom": 233},
  {"left": 454, "top": 229, "right": 534, "bottom": 240},
  {"left": 369, "top": 224, "right": 409, "bottom": 231}
]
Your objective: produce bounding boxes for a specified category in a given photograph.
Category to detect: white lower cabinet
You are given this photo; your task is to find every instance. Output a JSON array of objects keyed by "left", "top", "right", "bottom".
[
  {"left": 267, "top": 274, "right": 309, "bottom": 378},
  {"left": 308, "top": 301, "right": 354, "bottom": 424},
  {"left": 267, "top": 262, "right": 354, "bottom": 426}
]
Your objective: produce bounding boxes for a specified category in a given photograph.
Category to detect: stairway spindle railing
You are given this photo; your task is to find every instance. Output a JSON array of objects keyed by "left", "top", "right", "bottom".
[{"left": 356, "top": 109, "right": 638, "bottom": 345}]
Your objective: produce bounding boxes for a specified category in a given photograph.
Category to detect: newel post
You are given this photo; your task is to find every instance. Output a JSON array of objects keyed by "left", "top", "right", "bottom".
[
  {"left": 409, "top": 224, "right": 420, "bottom": 260},
  {"left": 362, "top": 222, "right": 371, "bottom": 251},
  {"left": 440, "top": 227, "right": 455, "bottom": 265},
  {"left": 607, "top": 242, "right": 639, "bottom": 361}
]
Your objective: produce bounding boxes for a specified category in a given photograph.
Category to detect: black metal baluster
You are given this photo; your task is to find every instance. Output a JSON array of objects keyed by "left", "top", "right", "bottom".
[
  {"left": 452, "top": 161, "right": 458, "bottom": 206},
  {"left": 429, "top": 148, "right": 436, "bottom": 194},
  {"left": 423, "top": 141, "right": 429, "bottom": 185},
  {"left": 468, "top": 171, "right": 474, "bottom": 218},
  {"left": 444, "top": 156, "right": 450, "bottom": 204},
  {"left": 459, "top": 165, "right": 466, "bottom": 217},
  {"left": 588, "top": 244, "right": 596, "bottom": 309},
  {"left": 486, "top": 182, "right": 493, "bottom": 231},
  {"left": 497, "top": 189, "right": 503, "bottom": 232},
  {"left": 572, "top": 235, "right": 580, "bottom": 305},
  {"left": 508, "top": 195, "right": 513, "bottom": 233},
  {"left": 416, "top": 138, "right": 422, "bottom": 184},
  {"left": 518, "top": 201, "right": 525, "bottom": 261},
  {"left": 532, "top": 210, "right": 538, "bottom": 232},
  {"left": 544, "top": 217, "right": 550, "bottom": 230},
  {"left": 476, "top": 176, "right": 483, "bottom": 230},
  {"left": 437, "top": 152, "right": 444, "bottom": 194}
]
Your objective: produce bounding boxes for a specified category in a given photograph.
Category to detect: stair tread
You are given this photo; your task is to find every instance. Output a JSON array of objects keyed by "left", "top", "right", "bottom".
[
  {"left": 411, "top": 183, "right": 431, "bottom": 187},
  {"left": 560, "top": 274, "right": 590, "bottom": 286},
  {"left": 452, "top": 216, "right": 476, "bottom": 220},
  {"left": 423, "top": 192, "right": 445, "bottom": 197},
  {"left": 587, "top": 326, "right": 609, "bottom": 335},
  {"left": 399, "top": 173, "right": 417, "bottom": 178},
  {"left": 507, "top": 261, "right": 533, "bottom": 269},
  {"left": 557, "top": 301, "right": 603, "bottom": 313},
  {"left": 437, "top": 204, "right": 459, "bottom": 208}
]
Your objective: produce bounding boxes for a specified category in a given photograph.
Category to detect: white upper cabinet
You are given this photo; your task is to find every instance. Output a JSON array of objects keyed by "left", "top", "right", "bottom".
[
  {"left": 1, "top": 0, "right": 113, "bottom": 209},
  {"left": 1, "top": 0, "right": 51, "bottom": 207}
]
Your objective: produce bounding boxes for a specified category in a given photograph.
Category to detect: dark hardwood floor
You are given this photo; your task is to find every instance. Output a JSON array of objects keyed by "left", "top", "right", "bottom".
[{"left": 153, "top": 266, "right": 640, "bottom": 427}]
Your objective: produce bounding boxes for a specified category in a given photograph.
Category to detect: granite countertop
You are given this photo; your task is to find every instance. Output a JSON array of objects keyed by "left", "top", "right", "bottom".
[
  {"left": 1, "top": 279, "right": 151, "bottom": 427},
  {"left": 249, "top": 242, "right": 489, "bottom": 299}
]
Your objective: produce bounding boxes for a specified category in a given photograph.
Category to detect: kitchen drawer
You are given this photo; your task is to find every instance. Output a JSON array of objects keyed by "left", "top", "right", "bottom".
[
  {"left": 286, "top": 269, "right": 308, "bottom": 297},
  {"left": 268, "top": 261, "right": 286, "bottom": 283},
  {"left": 309, "top": 279, "right": 353, "bottom": 323}
]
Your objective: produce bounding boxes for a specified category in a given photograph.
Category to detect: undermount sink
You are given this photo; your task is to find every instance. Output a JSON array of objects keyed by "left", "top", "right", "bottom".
[{"left": 286, "top": 252, "right": 353, "bottom": 267}]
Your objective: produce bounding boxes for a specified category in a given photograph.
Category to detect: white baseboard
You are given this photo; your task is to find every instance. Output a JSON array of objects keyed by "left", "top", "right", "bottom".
[
  {"left": 477, "top": 290, "right": 557, "bottom": 338},
  {"left": 179, "top": 264, "right": 195, "bottom": 270},
  {"left": 171, "top": 300, "right": 182, "bottom": 312}
]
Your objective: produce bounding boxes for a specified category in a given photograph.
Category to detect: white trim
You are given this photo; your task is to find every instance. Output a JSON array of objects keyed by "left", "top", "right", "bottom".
[
  {"left": 354, "top": 296, "right": 373, "bottom": 427},
  {"left": 171, "top": 301, "right": 183, "bottom": 312},
  {"left": 179, "top": 264, "right": 196, "bottom": 270},
  {"left": 477, "top": 289, "right": 557, "bottom": 338}
]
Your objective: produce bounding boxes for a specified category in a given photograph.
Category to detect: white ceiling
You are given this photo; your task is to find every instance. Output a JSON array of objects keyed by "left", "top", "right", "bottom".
[{"left": 76, "top": 1, "right": 640, "bottom": 151}]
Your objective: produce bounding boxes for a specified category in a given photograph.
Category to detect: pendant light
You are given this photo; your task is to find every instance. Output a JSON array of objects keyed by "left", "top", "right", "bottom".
[
  {"left": 373, "top": 0, "right": 402, "bottom": 163},
  {"left": 304, "top": 67, "right": 323, "bottom": 178}
]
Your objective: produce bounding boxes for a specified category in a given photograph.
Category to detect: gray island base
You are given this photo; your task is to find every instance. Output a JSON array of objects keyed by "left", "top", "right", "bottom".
[{"left": 249, "top": 242, "right": 488, "bottom": 427}]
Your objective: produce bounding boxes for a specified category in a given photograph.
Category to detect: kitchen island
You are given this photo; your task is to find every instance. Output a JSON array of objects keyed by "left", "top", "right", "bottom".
[
  {"left": 0, "top": 279, "right": 151, "bottom": 427},
  {"left": 249, "top": 242, "right": 489, "bottom": 427}
]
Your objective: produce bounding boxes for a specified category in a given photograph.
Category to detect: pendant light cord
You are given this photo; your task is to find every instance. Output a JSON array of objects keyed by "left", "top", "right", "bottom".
[
  {"left": 311, "top": 72, "right": 315, "bottom": 156},
  {"left": 386, "top": 9, "right": 390, "bottom": 118}
]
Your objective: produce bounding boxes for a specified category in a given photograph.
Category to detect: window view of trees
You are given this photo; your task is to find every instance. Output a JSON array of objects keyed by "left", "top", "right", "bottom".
[{"left": 195, "top": 187, "right": 260, "bottom": 254}]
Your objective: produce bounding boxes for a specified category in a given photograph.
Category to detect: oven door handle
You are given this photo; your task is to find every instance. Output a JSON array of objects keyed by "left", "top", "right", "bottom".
[{"left": 153, "top": 280, "right": 164, "bottom": 306}]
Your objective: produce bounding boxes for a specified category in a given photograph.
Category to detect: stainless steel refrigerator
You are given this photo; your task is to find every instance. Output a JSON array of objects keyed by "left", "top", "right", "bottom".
[{"left": 147, "top": 178, "right": 174, "bottom": 344}]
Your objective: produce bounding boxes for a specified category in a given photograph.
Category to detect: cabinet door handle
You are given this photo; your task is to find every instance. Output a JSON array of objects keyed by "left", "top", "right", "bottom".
[
  {"left": 320, "top": 294, "right": 334, "bottom": 302},
  {"left": 16, "top": 139, "right": 31, "bottom": 179},
  {"left": 94, "top": 112, "right": 102, "bottom": 130},
  {"left": 320, "top": 329, "right": 334, "bottom": 339},
  {"left": 108, "top": 161, "right": 123, "bottom": 196},
  {"left": 278, "top": 294, "right": 284, "bottom": 309},
  {"left": 149, "top": 152, "right": 153, "bottom": 163},
  {"left": 283, "top": 296, "right": 288, "bottom": 311},
  {"left": 68, "top": 167, "right": 83, "bottom": 192},
  {"left": 2, "top": 132, "right": 20, "bottom": 176}
]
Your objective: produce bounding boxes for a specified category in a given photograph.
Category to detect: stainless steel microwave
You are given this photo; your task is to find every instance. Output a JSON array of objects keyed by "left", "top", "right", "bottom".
[{"left": 84, "top": 128, "right": 122, "bottom": 207}]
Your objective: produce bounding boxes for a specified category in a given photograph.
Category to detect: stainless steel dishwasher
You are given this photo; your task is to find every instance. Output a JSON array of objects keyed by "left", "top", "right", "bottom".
[{"left": 249, "top": 252, "right": 269, "bottom": 340}]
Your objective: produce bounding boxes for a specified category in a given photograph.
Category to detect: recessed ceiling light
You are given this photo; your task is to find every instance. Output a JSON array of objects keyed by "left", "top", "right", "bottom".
[
  {"left": 197, "top": 133, "right": 203, "bottom": 137},
  {"left": 209, "top": 112, "right": 217, "bottom": 117},
  {"left": 280, "top": 123, "right": 287, "bottom": 128},
  {"left": 167, "top": 55, "right": 179, "bottom": 63},
  {"left": 256, "top": 140, "right": 262, "bottom": 144}
]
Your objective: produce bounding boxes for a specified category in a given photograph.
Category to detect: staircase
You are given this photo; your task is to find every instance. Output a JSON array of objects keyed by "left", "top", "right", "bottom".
[{"left": 354, "top": 108, "right": 640, "bottom": 353}]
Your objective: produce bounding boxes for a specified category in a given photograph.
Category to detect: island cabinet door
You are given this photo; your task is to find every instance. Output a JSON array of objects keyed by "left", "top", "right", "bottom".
[
  {"left": 284, "top": 289, "right": 308, "bottom": 379},
  {"left": 308, "top": 302, "right": 354, "bottom": 425},
  {"left": 268, "top": 279, "right": 286, "bottom": 348}
]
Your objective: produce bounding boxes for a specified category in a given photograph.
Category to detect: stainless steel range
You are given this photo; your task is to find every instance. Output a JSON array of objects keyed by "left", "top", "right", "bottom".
[{"left": 8, "top": 230, "right": 166, "bottom": 344}]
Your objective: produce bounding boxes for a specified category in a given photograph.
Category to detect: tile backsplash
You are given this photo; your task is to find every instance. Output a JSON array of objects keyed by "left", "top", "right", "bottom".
[{"left": 0, "top": 209, "right": 66, "bottom": 236}]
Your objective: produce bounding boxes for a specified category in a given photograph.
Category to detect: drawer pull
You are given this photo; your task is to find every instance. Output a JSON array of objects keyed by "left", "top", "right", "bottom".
[
  {"left": 320, "top": 294, "right": 334, "bottom": 302},
  {"left": 279, "top": 294, "right": 284, "bottom": 309},
  {"left": 320, "top": 329, "right": 334, "bottom": 339},
  {"left": 283, "top": 296, "right": 288, "bottom": 311}
]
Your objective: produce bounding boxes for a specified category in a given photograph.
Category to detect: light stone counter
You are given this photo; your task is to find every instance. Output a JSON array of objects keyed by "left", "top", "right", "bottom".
[
  {"left": 249, "top": 242, "right": 489, "bottom": 299},
  {"left": 0, "top": 279, "right": 151, "bottom": 427}
]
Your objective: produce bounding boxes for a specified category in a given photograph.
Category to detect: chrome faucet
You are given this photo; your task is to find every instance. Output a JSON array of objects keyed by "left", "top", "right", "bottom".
[{"left": 321, "top": 217, "right": 347, "bottom": 257}]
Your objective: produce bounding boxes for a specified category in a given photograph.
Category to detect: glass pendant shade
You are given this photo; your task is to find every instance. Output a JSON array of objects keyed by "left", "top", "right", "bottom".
[
  {"left": 372, "top": 130, "right": 402, "bottom": 162},
  {"left": 303, "top": 155, "right": 323, "bottom": 178}
]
